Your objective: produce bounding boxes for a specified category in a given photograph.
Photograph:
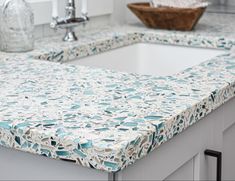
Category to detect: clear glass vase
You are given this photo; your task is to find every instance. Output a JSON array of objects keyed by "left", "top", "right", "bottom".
[{"left": 0, "top": 0, "right": 34, "bottom": 52}]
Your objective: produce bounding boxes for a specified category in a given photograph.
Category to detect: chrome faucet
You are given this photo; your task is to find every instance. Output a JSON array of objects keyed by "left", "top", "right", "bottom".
[{"left": 50, "top": 0, "right": 89, "bottom": 42}]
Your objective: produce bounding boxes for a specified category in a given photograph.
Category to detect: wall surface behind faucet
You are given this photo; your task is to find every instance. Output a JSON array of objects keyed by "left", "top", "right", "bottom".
[
  {"left": 30, "top": 0, "right": 149, "bottom": 39},
  {"left": 111, "top": 0, "right": 149, "bottom": 25},
  {"left": 26, "top": 0, "right": 113, "bottom": 39},
  {"left": 34, "top": 15, "right": 111, "bottom": 39}
]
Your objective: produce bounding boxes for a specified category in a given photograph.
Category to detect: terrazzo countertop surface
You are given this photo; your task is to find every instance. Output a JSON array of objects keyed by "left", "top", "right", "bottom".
[{"left": 0, "top": 13, "right": 235, "bottom": 172}]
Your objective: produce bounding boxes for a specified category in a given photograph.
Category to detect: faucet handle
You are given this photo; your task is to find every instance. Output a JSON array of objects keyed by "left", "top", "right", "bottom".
[
  {"left": 50, "top": 17, "right": 59, "bottom": 30},
  {"left": 52, "top": 0, "right": 59, "bottom": 19},
  {"left": 81, "top": 11, "right": 89, "bottom": 27},
  {"left": 81, "top": 0, "right": 88, "bottom": 16},
  {"left": 82, "top": 13, "right": 89, "bottom": 21}
]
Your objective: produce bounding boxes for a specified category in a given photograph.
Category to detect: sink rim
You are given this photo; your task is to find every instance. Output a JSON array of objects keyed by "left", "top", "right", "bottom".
[{"left": 66, "top": 42, "right": 227, "bottom": 77}]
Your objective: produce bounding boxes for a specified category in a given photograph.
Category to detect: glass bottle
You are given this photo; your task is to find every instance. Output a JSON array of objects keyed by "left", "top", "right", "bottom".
[{"left": 0, "top": 0, "right": 34, "bottom": 52}]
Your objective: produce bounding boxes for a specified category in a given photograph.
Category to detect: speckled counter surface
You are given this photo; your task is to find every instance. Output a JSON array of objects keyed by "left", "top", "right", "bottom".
[{"left": 0, "top": 13, "right": 235, "bottom": 172}]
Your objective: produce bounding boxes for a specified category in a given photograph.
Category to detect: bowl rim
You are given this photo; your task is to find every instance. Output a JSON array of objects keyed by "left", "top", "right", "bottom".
[{"left": 127, "top": 2, "right": 206, "bottom": 12}]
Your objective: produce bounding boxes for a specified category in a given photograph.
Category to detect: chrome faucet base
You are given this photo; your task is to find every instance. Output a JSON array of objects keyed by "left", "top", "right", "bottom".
[
  {"left": 63, "top": 28, "right": 78, "bottom": 42},
  {"left": 50, "top": 0, "right": 89, "bottom": 42}
]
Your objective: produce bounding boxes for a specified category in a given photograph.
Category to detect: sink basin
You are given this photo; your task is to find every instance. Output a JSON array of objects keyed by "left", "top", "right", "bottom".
[{"left": 67, "top": 43, "right": 225, "bottom": 76}]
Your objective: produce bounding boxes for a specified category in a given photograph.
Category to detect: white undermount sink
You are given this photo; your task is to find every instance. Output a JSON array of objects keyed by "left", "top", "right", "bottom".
[{"left": 67, "top": 43, "right": 225, "bottom": 76}]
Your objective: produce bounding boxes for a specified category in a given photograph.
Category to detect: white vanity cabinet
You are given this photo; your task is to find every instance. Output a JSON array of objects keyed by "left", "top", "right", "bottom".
[
  {"left": 1, "top": 99, "right": 235, "bottom": 181},
  {"left": 222, "top": 99, "right": 235, "bottom": 180},
  {"left": 165, "top": 159, "right": 194, "bottom": 181},
  {"left": 223, "top": 124, "right": 235, "bottom": 180},
  {"left": 115, "top": 97, "right": 235, "bottom": 181}
]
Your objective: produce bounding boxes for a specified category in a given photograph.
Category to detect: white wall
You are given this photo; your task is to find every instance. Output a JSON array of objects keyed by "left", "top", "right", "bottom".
[
  {"left": 111, "top": 0, "right": 149, "bottom": 25},
  {"left": 28, "top": 0, "right": 144, "bottom": 26},
  {"left": 26, "top": 0, "right": 114, "bottom": 39},
  {"left": 125, "top": 0, "right": 149, "bottom": 23},
  {"left": 33, "top": 15, "right": 111, "bottom": 39},
  {"left": 29, "top": 0, "right": 153, "bottom": 38},
  {"left": 28, "top": 0, "right": 113, "bottom": 25}
]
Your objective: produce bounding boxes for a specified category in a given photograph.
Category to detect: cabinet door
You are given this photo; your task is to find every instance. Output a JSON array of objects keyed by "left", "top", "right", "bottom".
[
  {"left": 222, "top": 98, "right": 235, "bottom": 180},
  {"left": 164, "top": 159, "right": 194, "bottom": 181},
  {"left": 223, "top": 123, "right": 235, "bottom": 180}
]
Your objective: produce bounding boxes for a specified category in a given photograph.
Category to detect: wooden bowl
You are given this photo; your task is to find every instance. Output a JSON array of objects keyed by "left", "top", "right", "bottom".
[{"left": 127, "top": 3, "right": 206, "bottom": 31}]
